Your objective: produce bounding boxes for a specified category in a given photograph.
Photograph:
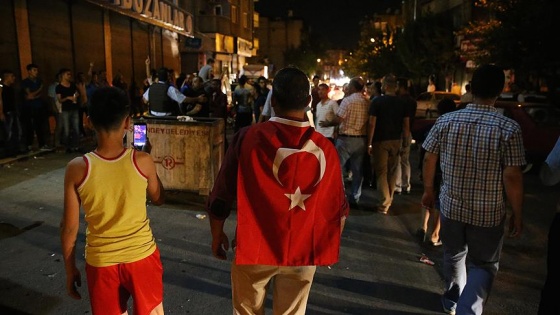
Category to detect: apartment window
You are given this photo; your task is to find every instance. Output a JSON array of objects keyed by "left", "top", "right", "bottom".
[
  {"left": 231, "top": 5, "right": 238, "bottom": 23},
  {"left": 243, "top": 12, "right": 248, "bottom": 28},
  {"left": 214, "top": 5, "right": 222, "bottom": 16}
]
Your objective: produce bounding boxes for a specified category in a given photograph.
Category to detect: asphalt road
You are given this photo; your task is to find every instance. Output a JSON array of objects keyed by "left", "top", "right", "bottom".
[{"left": 0, "top": 143, "right": 553, "bottom": 314}]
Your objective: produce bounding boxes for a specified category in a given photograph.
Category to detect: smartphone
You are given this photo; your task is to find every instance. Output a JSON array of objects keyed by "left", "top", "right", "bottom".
[{"left": 133, "top": 122, "right": 147, "bottom": 149}]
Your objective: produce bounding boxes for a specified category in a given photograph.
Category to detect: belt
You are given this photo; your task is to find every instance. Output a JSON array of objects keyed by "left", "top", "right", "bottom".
[{"left": 338, "top": 134, "right": 366, "bottom": 138}]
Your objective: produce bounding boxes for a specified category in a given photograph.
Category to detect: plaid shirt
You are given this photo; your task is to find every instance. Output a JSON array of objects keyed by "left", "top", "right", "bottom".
[
  {"left": 336, "top": 92, "right": 370, "bottom": 136},
  {"left": 423, "top": 104, "right": 526, "bottom": 227}
]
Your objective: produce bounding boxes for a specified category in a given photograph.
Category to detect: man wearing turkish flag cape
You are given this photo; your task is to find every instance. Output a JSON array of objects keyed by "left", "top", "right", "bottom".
[{"left": 207, "top": 67, "right": 349, "bottom": 315}]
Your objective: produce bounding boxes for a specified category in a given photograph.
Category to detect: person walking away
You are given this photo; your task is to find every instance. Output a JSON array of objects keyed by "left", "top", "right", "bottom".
[
  {"left": 253, "top": 76, "right": 269, "bottom": 122},
  {"left": 310, "top": 75, "right": 321, "bottom": 118},
  {"left": 315, "top": 83, "right": 338, "bottom": 144},
  {"left": 319, "top": 77, "right": 369, "bottom": 208},
  {"left": 421, "top": 64, "right": 525, "bottom": 315},
  {"left": 232, "top": 75, "right": 254, "bottom": 132},
  {"left": 394, "top": 78, "right": 417, "bottom": 194},
  {"left": 56, "top": 69, "right": 81, "bottom": 153},
  {"left": 367, "top": 74, "right": 410, "bottom": 214},
  {"left": 60, "top": 86, "right": 166, "bottom": 315},
  {"left": 537, "top": 135, "right": 560, "bottom": 315},
  {"left": 0, "top": 70, "right": 21, "bottom": 157},
  {"left": 207, "top": 67, "right": 348, "bottom": 314},
  {"left": 20, "top": 63, "right": 50, "bottom": 151},
  {"left": 416, "top": 98, "right": 457, "bottom": 246},
  {"left": 364, "top": 81, "right": 383, "bottom": 188}
]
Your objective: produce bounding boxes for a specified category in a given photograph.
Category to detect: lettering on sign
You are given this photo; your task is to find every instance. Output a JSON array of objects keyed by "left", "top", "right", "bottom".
[
  {"left": 148, "top": 127, "right": 209, "bottom": 137},
  {"left": 94, "top": 0, "right": 193, "bottom": 35},
  {"left": 161, "top": 155, "right": 175, "bottom": 170}
]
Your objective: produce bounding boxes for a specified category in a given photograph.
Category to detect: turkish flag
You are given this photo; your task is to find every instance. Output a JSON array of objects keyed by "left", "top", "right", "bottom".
[{"left": 235, "top": 117, "right": 348, "bottom": 266}]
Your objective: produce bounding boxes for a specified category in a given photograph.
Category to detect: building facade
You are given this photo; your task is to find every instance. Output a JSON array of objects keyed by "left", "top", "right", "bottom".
[{"left": 1, "top": 0, "right": 257, "bottom": 92}]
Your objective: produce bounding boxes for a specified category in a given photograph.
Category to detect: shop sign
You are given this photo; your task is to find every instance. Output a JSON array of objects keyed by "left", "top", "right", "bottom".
[
  {"left": 236, "top": 38, "right": 253, "bottom": 57},
  {"left": 89, "top": 0, "right": 193, "bottom": 36}
]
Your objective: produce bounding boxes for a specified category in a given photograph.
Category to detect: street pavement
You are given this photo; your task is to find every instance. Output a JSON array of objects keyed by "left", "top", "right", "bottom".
[{"left": 0, "top": 141, "right": 552, "bottom": 314}]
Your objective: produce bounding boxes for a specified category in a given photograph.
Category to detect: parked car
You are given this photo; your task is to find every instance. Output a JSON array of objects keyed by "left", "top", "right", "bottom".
[
  {"left": 495, "top": 100, "right": 560, "bottom": 165},
  {"left": 415, "top": 91, "right": 461, "bottom": 118},
  {"left": 411, "top": 99, "right": 560, "bottom": 170}
]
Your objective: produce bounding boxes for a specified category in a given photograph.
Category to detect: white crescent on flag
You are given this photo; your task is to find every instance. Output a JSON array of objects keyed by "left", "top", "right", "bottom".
[
  {"left": 272, "top": 139, "right": 326, "bottom": 187},
  {"left": 272, "top": 140, "right": 326, "bottom": 211}
]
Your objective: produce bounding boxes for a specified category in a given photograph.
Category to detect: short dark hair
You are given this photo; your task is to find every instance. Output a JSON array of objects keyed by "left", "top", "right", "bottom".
[
  {"left": 318, "top": 83, "right": 329, "bottom": 90},
  {"left": 437, "top": 98, "right": 457, "bottom": 115},
  {"left": 157, "top": 67, "right": 168, "bottom": 82},
  {"left": 207, "top": 58, "right": 215, "bottom": 64},
  {"left": 58, "top": 68, "right": 71, "bottom": 76},
  {"left": 272, "top": 67, "right": 310, "bottom": 110},
  {"left": 238, "top": 75, "right": 248, "bottom": 85},
  {"left": 1, "top": 69, "right": 14, "bottom": 79},
  {"left": 313, "top": 75, "right": 320, "bottom": 80},
  {"left": 349, "top": 77, "right": 365, "bottom": 92},
  {"left": 471, "top": 64, "right": 505, "bottom": 99},
  {"left": 89, "top": 87, "right": 130, "bottom": 132},
  {"left": 26, "top": 64, "right": 38, "bottom": 71}
]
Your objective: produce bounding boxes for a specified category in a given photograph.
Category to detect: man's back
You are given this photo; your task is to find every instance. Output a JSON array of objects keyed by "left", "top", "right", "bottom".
[
  {"left": 234, "top": 118, "right": 347, "bottom": 265},
  {"left": 423, "top": 104, "right": 525, "bottom": 226},
  {"left": 370, "top": 95, "right": 407, "bottom": 142}
]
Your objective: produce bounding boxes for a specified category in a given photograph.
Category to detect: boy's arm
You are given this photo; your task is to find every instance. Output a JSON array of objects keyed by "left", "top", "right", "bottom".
[
  {"left": 135, "top": 150, "right": 165, "bottom": 205},
  {"left": 60, "top": 157, "right": 86, "bottom": 300}
]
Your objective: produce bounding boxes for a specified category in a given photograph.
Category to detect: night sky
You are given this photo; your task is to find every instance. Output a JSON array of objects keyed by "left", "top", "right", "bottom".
[{"left": 255, "top": 0, "right": 402, "bottom": 50}]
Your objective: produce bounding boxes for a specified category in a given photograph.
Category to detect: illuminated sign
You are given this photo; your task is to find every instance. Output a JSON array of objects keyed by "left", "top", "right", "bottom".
[
  {"left": 237, "top": 38, "right": 253, "bottom": 57},
  {"left": 88, "top": 0, "right": 193, "bottom": 36}
]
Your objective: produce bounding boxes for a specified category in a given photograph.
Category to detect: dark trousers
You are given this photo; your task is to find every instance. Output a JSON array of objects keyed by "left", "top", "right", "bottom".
[
  {"left": 0, "top": 111, "right": 22, "bottom": 156},
  {"left": 20, "top": 105, "right": 48, "bottom": 148},
  {"left": 538, "top": 212, "right": 560, "bottom": 315}
]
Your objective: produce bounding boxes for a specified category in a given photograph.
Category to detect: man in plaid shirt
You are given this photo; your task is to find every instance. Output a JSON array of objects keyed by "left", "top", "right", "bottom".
[{"left": 421, "top": 64, "right": 525, "bottom": 315}]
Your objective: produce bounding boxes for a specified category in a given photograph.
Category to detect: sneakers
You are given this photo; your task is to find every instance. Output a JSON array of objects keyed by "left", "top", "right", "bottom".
[
  {"left": 431, "top": 240, "right": 443, "bottom": 246},
  {"left": 441, "top": 297, "right": 456, "bottom": 315}
]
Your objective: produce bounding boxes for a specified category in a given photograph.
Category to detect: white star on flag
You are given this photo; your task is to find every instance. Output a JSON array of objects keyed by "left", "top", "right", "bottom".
[{"left": 284, "top": 187, "right": 311, "bottom": 211}]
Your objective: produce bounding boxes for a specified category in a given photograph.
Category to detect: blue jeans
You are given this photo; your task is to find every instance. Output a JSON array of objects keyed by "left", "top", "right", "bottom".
[
  {"left": 335, "top": 136, "right": 366, "bottom": 202},
  {"left": 61, "top": 109, "right": 80, "bottom": 149},
  {"left": 440, "top": 213, "right": 504, "bottom": 315}
]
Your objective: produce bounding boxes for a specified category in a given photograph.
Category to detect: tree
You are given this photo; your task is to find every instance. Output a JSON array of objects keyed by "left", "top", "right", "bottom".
[
  {"left": 396, "top": 13, "right": 457, "bottom": 90},
  {"left": 347, "top": 13, "right": 456, "bottom": 88},
  {"left": 457, "top": 0, "right": 559, "bottom": 93}
]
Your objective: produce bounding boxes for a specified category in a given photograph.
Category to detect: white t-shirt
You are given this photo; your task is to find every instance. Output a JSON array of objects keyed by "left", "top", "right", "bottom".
[{"left": 315, "top": 99, "right": 339, "bottom": 138}]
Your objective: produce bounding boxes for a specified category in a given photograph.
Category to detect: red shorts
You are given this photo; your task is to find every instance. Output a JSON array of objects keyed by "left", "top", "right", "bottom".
[{"left": 85, "top": 248, "right": 163, "bottom": 315}]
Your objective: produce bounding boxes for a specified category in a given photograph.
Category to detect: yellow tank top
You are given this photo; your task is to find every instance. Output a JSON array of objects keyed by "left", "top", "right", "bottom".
[{"left": 78, "top": 148, "right": 156, "bottom": 267}]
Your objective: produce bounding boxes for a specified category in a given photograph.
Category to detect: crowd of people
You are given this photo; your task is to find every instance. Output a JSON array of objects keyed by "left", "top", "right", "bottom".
[{"left": 4, "top": 60, "right": 548, "bottom": 315}]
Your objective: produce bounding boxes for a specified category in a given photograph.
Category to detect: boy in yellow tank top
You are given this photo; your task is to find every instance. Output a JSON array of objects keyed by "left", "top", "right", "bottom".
[{"left": 60, "top": 87, "right": 166, "bottom": 315}]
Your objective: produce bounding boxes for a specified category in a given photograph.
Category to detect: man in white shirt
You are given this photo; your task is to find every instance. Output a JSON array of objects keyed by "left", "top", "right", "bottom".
[{"left": 314, "top": 83, "right": 338, "bottom": 143}]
